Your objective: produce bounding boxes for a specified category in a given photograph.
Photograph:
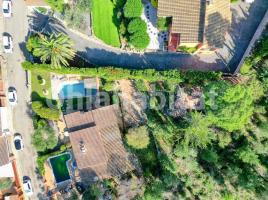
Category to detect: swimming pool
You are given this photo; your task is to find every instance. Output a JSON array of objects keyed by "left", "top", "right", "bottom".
[
  {"left": 59, "top": 82, "right": 97, "bottom": 99},
  {"left": 49, "top": 153, "right": 71, "bottom": 184}
]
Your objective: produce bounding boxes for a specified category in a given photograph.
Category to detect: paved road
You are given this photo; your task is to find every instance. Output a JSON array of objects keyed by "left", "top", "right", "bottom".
[
  {"left": 29, "top": 11, "right": 227, "bottom": 72},
  {"left": 28, "top": 0, "right": 268, "bottom": 73},
  {"left": 1, "top": 0, "right": 45, "bottom": 199}
]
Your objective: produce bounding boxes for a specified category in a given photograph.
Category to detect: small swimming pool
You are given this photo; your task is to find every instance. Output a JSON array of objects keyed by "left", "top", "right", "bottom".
[
  {"left": 49, "top": 153, "right": 71, "bottom": 184},
  {"left": 59, "top": 82, "right": 97, "bottom": 99}
]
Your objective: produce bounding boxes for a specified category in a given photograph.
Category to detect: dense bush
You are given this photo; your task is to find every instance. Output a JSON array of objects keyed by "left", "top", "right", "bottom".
[
  {"left": 204, "top": 80, "right": 262, "bottom": 132},
  {"left": 26, "top": 34, "right": 40, "bottom": 55},
  {"left": 126, "top": 126, "right": 150, "bottom": 149},
  {"left": 126, "top": 17, "right": 149, "bottom": 49},
  {"left": 135, "top": 79, "right": 148, "bottom": 92},
  {"left": 123, "top": 0, "right": 143, "bottom": 18},
  {"left": 102, "top": 80, "right": 116, "bottom": 91},
  {"left": 45, "top": 0, "right": 65, "bottom": 13},
  {"left": 36, "top": 144, "right": 69, "bottom": 175},
  {"left": 127, "top": 18, "right": 147, "bottom": 34},
  {"left": 82, "top": 184, "right": 103, "bottom": 200},
  {"left": 129, "top": 32, "right": 150, "bottom": 49},
  {"left": 32, "top": 101, "right": 60, "bottom": 121},
  {"left": 157, "top": 17, "right": 171, "bottom": 31},
  {"left": 31, "top": 121, "right": 58, "bottom": 152}
]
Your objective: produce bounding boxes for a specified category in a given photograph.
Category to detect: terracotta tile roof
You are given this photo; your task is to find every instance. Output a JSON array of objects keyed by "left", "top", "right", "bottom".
[
  {"left": 158, "top": 0, "right": 206, "bottom": 43},
  {"left": 24, "top": 0, "right": 48, "bottom": 6},
  {"left": 158, "top": 0, "right": 231, "bottom": 47},
  {"left": 64, "top": 111, "right": 95, "bottom": 132},
  {"left": 204, "top": 0, "right": 232, "bottom": 48},
  {"left": 64, "top": 105, "right": 132, "bottom": 180},
  {"left": 0, "top": 136, "right": 9, "bottom": 166}
]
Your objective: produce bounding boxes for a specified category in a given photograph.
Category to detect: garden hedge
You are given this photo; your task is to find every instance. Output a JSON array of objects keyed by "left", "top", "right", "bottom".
[{"left": 22, "top": 61, "right": 183, "bottom": 84}]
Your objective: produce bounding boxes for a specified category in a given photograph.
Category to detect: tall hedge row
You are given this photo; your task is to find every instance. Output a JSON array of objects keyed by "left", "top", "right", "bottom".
[{"left": 22, "top": 61, "right": 183, "bottom": 84}]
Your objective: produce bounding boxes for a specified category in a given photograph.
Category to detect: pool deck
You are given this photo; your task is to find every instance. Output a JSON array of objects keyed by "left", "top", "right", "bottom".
[{"left": 51, "top": 74, "right": 83, "bottom": 100}]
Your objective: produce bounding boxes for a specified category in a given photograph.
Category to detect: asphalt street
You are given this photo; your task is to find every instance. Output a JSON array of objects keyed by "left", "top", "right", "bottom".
[{"left": 1, "top": 0, "right": 45, "bottom": 199}]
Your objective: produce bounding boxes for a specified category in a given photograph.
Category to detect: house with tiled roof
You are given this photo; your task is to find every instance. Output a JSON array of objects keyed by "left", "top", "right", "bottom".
[
  {"left": 0, "top": 136, "right": 13, "bottom": 178},
  {"left": 157, "top": 0, "right": 231, "bottom": 51},
  {"left": 64, "top": 105, "right": 134, "bottom": 183}
]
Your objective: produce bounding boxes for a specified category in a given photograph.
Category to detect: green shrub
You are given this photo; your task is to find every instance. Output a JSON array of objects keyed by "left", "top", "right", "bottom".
[
  {"left": 32, "top": 125, "right": 58, "bottom": 152},
  {"left": 26, "top": 34, "right": 40, "bottom": 54},
  {"left": 240, "top": 58, "right": 253, "bottom": 74},
  {"left": 0, "top": 178, "right": 13, "bottom": 191},
  {"left": 135, "top": 79, "right": 148, "bottom": 92},
  {"left": 151, "top": 0, "right": 158, "bottom": 8},
  {"left": 157, "top": 17, "right": 171, "bottom": 31},
  {"left": 123, "top": 0, "right": 143, "bottom": 18},
  {"left": 36, "top": 144, "right": 67, "bottom": 175},
  {"left": 36, "top": 7, "right": 48, "bottom": 14},
  {"left": 32, "top": 101, "right": 60, "bottom": 121},
  {"left": 127, "top": 18, "right": 149, "bottom": 49},
  {"left": 119, "top": 20, "right": 127, "bottom": 36},
  {"left": 127, "top": 18, "right": 147, "bottom": 34},
  {"left": 129, "top": 31, "right": 150, "bottom": 49},
  {"left": 45, "top": 0, "right": 65, "bottom": 13},
  {"left": 126, "top": 126, "right": 150, "bottom": 149},
  {"left": 82, "top": 183, "right": 103, "bottom": 200},
  {"left": 177, "top": 45, "right": 198, "bottom": 54},
  {"left": 102, "top": 81, "right": 116, "bottom": 91}
]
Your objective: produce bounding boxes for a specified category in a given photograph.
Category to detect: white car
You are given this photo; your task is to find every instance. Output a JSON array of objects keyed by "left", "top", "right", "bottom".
[
  {"left": 2, "top": 0, "right": 12, "bottom": 18},
  {"left": 8, "top": 87, "right": 17, "bottom": 105},
  {"left": 14, "top": 134, "right": 24, "bottom": 151},
  {"left": 3, "top": 34, "right": 13, "bottom": 53},
  {"left": 23, "top": 177, "right": 33, "bottom": 196}
]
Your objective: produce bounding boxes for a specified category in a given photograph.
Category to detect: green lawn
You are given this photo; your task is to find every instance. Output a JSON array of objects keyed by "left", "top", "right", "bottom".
[
  {"left": 92, "top": 0, "right": 120, "bottom": 47},
  {"left": 31, "top": 70, "right": 52, "bottom": 101}
]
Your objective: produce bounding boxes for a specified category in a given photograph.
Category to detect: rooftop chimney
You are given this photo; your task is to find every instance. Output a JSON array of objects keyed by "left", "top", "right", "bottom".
[{"left": 79, "top": 140, "right": 86, "bottom": 153}]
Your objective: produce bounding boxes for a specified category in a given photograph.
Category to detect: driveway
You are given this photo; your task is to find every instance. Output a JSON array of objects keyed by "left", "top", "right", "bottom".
[
  {"left": 0, "top": 0, "right": 45, "bottom": 199},
  {"left": 216, "top": 0, "right": 268, "bottom": 71}
]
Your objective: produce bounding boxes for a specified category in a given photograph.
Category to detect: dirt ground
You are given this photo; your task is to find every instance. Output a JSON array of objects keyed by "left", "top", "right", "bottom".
[{"left": 117, "top": 80, "right": 147, "bottom": 128}]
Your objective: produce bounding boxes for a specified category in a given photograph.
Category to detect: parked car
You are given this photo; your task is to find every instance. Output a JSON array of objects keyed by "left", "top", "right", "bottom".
[
  {"left": 23, "top": 176, "right": 33, "bottom": 196},
  {"left": 2, "top": 0, "right": 12, "bottom": 18},
  {"left": 8, "top": 87, "right": 17, "bottom": 105},
  {"left": 2, "top": 34, "right": 13, "bottom": 53},
  {"left": 13, "top": 133, "right": 24, "bottom": 151}
]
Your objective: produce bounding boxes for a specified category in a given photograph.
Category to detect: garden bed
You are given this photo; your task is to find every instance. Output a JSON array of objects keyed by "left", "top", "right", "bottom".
[{"left": 31, "top": 70, "right": 52, "bottom": 101}]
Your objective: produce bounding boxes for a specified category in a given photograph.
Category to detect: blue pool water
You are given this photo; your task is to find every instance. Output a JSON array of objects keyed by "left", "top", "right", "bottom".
[{"left": 59, "top": 82, "right": 97, "bottom": 99}]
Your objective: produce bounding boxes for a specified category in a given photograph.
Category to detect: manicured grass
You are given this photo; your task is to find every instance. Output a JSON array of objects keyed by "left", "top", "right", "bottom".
[
  {"left": 31, "top": 70, "right": 52, "bottom": 101},
  {"left": 92, "top": 0, "right": 120, "bottom": 47}
]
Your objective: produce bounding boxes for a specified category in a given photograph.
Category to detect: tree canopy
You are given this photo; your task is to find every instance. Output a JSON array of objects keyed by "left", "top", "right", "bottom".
[
  {"left": 31, "top": 121, "right": 58, "bottom": 152},
  {"left": 126, "top": 126, "right": 150, "bottom": 149},
  {"left": 32, "top": 101, "right": 60, "bottom": 121},
  {"left": 28, "top": 33, "right": 76, "bottom": 69},
  {"left": 204, "top": 81, "right": 260, "bottom": 132},
  {"left": 123, "top": 0, "right": 143, "bottom": 18}
]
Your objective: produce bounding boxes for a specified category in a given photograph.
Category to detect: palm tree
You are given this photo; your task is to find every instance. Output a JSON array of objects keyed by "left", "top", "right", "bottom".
[{"left": 33, "top": 33, "right": 76, "bottom": 68}]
